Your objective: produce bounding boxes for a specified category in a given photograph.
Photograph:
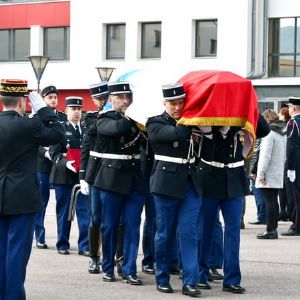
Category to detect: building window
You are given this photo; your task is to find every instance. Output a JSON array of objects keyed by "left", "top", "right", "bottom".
[
  {"left": 44, "top": 27, "right": 70, "bottom": 60},
  {"left": 106, "top": 24, "right": 125, "bottom": 59},
  {"left": 141, "top": 22, "right": 161, "bottom": 59},
  {"left": 195, "top": 20, "right": 218, "bottom": 57},
  {"left": 269, "top": 18, "right": 300, "bottom": 77},
  {"left": 0, "top": 29, "right": 30, "bottom": 62}
]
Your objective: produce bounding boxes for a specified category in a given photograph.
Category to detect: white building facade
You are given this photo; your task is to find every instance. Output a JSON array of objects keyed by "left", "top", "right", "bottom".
[{"left": 0, "top": 0, "right": 299, "bottom": 111}]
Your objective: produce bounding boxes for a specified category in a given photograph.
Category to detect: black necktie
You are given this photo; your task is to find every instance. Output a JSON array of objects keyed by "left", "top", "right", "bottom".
[{"left": 75, "top": 125, "right": 80, "bottom": 138}]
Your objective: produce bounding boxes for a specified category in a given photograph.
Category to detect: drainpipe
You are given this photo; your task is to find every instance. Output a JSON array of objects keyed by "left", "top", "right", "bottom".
[{"left": 247, "top": 0, "right": 268, "bottom": 79}]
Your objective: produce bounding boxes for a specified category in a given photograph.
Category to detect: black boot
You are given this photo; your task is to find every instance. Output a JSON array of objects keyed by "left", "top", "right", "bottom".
[
  {"left": 88, "top": 226, "right": 101, "bottom": 274},
  {"left": 89, "top": 256, "right": 100, "bottom": 274}
]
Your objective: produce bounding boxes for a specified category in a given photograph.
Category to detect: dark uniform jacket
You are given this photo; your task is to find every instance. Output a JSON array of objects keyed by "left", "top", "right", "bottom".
[
  {"left": 49, "top": 120, "right": 86, "bottom": 186},
  {"left": 146, "top": 112, "right": 201, "bottom": 200},
  {"left": 197, "top": 114, "right": 270, "bottom": 199},
  {"left": 79, "top": 111, "right": 100, "bottom": 184},
  {"left": 37, "top": 110, "right": 67, "bottom": 173},
  {"left": 286, "top": 114, "right": 300, "bottom": 171},
  {"left": 0, "top": 108, "right": 64, "bottom": 215},
  {"left": 93, "top": 110, "right": 145, "bottom": 195}
]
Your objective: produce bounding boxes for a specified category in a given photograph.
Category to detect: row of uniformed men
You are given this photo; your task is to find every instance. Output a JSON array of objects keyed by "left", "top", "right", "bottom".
[{"left": 35, "top": 80, "right": 270, "bottom": 297}]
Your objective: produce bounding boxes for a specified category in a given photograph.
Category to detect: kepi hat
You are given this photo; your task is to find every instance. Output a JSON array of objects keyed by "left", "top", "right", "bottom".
[
  {"left": 66, "top": 96, "right": 83, "bottom": 107},
  {"left": 41, "top": 85, "right": 58, "bottom": 98},
  {"left": 0, "top": 79, "right": 28, "bottom": 97},
  {"left": 108, "top": 81, "right": 132, "bottom": 95},
  {"left": 287, "top": 96, "right": 300, "bottom": 106},
  {"left": 162, "top": 83, "right": 186, "bottom": 100},
  {"left": 89, "top": 82, "right": 109, "bottom": 99}
]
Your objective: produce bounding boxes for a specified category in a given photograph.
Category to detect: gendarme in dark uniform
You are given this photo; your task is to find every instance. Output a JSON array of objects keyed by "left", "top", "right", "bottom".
[
  {"left": 282, "top": 96, "right": 300, "bottom": 236},
  {"left": 0, "top": 80, "right": 64, "bottom": 300},
  {"left": 197, "top": 114, "right": 270, "bottom": 294},
  {"left": 79, "top": 81, "right": 109, "bottom": 274},
  {"left": 35, "top": 85, "right": 67, "bottom": 250},
  {"left": 92, "top": 81, "right": 145, "bottom": 285},
  {"left": 49, "top": 96, "right": 89, "bottom": 255},
  {"left": 146, "top": 83, "right": 202, "bottom": 297}
]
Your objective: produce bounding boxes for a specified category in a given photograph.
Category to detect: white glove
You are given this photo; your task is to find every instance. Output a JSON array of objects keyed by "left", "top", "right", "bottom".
[
  {"left": 287, "top": 170, "right": 296, "bottom": 182},
  {"left": 66, "top": 160, "right": 76, "bottom": 173},
  {"left": 44, "top": 150, "right": 51, "bottom": 161},
  {"left": 80, "top": 180, "right": 89, "bottom": 195},
  {"left": 29, "top": 91, "right": 47, "bottom": 113}
]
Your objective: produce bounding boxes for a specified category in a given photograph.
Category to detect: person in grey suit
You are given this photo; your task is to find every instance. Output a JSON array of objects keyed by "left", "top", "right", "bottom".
[{"left": 0, "top": 79, "right": 64, "bottom": 300}]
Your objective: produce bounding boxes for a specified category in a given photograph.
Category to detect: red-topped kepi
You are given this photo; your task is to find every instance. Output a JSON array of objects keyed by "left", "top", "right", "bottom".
[{"left": 177, "top": 70, "right": 259, "bottom": 157}]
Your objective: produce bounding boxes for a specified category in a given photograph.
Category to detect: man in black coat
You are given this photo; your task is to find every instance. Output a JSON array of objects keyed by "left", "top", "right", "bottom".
[
  {"left": 79, "top": 82, "right": 109, "bottom": 273},
  {"left": 197, "top": 114, "right": 270, "bottom": 294},
  {"left": 49, "top": 96, "right": 89, "bottom": 255},
  {"left": 0, "top": 79, "right": 64, "bottom": 300},
  {"left": 146, "top": 83, "right": 202, "bottom": 297},
  {"left": 35, "top": 85, "right": 67, "bottom": 250},
  {"left": 282, "top": 96, "right": 300, "bottom": 236},
  {"left": 92, "top": 81, "right": 145, "bottom": 285}
]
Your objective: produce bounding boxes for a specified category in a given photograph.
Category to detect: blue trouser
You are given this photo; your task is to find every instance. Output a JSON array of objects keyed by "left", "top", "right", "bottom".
[
  {"left": 54, "top": 184, "right": 89, "bottom": 252},
  {"left": 142, "top": 184, "right": 156, "bottom": 266},
  {"left": 0, "top": 213, "right": 36, "bottom": 300},
  {"left": 208, "top": 213, "right": 224, "bottom": 269},
  {"left": 199, "top": 196, "right": 243, "bottom": 286},
  {"left": 252, "top": 179, "right": 266, "bottom": 222},
  {"left": 90, "top": 185, "right": 102, "bottom": 228},
  {"left": 154, "top": 182, "right": 201, "bottom": 286},
  {"left": 100, "top": 183, "right": 144, "bottom": 275},
  {"left": 35, "top": 172, "right": 50, "bottom": 244}
]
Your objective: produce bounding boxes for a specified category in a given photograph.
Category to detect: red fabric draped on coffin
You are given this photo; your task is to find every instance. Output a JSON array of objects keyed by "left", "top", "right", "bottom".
[{"left": 177, "top": 70, "right": 259, "bottom": 156}]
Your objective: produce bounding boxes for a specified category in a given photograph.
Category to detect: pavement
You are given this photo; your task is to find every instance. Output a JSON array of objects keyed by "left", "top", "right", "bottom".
[{"left": 26, "top": 190, "right": 300, "bottom": 300}]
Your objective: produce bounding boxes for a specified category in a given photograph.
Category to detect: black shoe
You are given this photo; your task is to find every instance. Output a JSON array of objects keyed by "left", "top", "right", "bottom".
[
  {"left": 257, "top": 230, "right": 278, "bottom": 239},
  {"left": 103, "top": 273, "right": 116, "bottom": 282},
  {"left": 58, "top": 249, "right": 69, "bottom": 255},
  {"left": 182, "top": 285, "right": 201, "bottom": 297},
  {"left": 142, "top": 264, "right": 155, "bottom": 275},
  {"left": 122, "top": 275, "right": 143, "bottom": 285},
  {"left": 248, "top": 220, "right": 266, "bottom": 225},
  {"left": 78, "top": 250, "right": 89, "bottom": 257},
  {"left": 197, "top": 281, "right": 211, "bottom": 290},
  {"left": 169, "top": 267, "right": 181, "bottom": 275},
  {"left": 223, "top": 284, "right": 245, "bottom": 294},
  {"left": 208, "top": 269, "right": 224, "bottom": 281},
  {"left": 36, "top": 242, "right": 48, "bottom": 249},
  {"left": 89, "top": 257, "right": 100, "bottom": 274},
  {"left": 156, "top": 284, "right": 173, "bottom": 293},
  {"left": 281, "top": 227, "right": 300, "bottom": 236}
]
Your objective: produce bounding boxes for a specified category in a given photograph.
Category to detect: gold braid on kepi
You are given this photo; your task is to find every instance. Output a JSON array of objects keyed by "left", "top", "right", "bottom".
[{"left": 0, "top": 79, "right": 28, "bottom": 97}]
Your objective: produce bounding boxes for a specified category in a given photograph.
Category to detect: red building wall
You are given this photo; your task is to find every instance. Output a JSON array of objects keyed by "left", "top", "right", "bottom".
[{"left": 0, "top": 1, "right": 95, "bottom": 112}]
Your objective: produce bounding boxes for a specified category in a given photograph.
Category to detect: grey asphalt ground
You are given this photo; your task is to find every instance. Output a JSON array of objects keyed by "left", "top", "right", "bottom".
[{"left": 26, "top": 191, "right": 300, "bottom": 300}]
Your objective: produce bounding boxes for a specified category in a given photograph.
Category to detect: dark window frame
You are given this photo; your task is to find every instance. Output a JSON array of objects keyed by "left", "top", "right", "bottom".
[
  {"left": 141, "top": 21, "right": 162, "bottom": 59},
  {"left": 0, "top": 28, "right": 30, "bottom": 62},
  {"left": 105, "top": 23, "right": 126, "bottom": 60},
  {"left": 43, "top": 26, "right": 70, "bottom": 61},
  {"left": 268, "top": 17, "right": 300, "bottom": 77},
  {"left": 195, "top": 19, "right": 218, "bottom": 57}
]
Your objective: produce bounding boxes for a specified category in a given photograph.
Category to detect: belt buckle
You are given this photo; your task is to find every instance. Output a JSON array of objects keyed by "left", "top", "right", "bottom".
[
  {"left": 226, "top": 163, "right": 233, "bottom": 168},
  {"left": 219, "top": 162, "right": 225, "bottom": 168},
  {"left": 182, "top": 159, "right": 188, "bottom": 164},
  {"left": 131, "top": 154, "right": 135, "bottom": 159}
]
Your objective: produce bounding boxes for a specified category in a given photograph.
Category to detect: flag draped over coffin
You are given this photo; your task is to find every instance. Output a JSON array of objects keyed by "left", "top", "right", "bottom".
[{"left": 177, "top": 70, "right": 259, "bottom": 157}]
